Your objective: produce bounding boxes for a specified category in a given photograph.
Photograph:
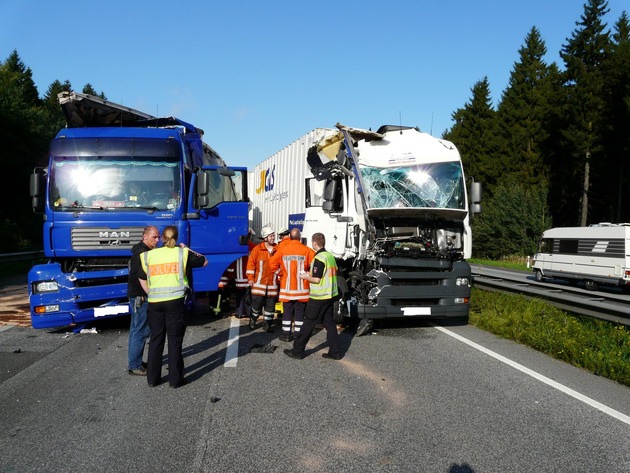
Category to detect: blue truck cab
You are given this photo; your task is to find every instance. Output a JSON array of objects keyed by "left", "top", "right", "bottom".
[{"left": 28, "top": 92, "right": 249, "bottom": 329}]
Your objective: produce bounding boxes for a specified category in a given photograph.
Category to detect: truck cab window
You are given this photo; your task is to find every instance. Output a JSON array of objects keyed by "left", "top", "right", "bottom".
[{"left": 359, "top": 161, "right": 464, "bottom": 210}]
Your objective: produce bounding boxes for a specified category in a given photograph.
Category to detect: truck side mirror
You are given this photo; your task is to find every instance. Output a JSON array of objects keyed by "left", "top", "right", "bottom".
[
  {"left": 196, "top": 171, "right": 209, "bottom": 207},
  {"left": 30, "top": 168, "right": 46, "bottom": 215},
  {"left": 470, "top": 181, "right": 482, "bottom": 214},
  {"left": 323, "top": 179, "right": 338, "bottom": 214}
]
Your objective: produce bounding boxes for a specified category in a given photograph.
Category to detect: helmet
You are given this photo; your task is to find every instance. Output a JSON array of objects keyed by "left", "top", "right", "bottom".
[
  {"left": 260, "top": 225, "right": 275, "bottom": 238},
  {"left": 278, "top": 227, "right": 289, "bottom": 237}
]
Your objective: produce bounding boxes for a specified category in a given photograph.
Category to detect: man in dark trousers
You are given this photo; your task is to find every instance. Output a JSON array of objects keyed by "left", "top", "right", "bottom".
[
  {"left": 127, "top": 225, "right": 160, "bottom": 375},
  {"left": 284, "top": 232, "right": 342, "bottom": 360}
]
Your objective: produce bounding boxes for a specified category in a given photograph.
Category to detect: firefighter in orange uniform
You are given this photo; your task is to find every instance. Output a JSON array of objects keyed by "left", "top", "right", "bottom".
[
  {"left": 246, "top": 225, "right": 278, "bottom": 331},
  {"left": 269, "top": 228, "right": 315, "bottom": 341}
]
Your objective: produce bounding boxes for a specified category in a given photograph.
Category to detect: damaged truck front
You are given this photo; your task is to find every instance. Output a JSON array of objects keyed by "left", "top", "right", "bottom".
[{"left": 249, "top": 124, "right": 481, "bottom": 335}]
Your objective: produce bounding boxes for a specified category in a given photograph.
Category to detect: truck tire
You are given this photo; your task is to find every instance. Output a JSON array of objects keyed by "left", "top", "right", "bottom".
[
  {"left": 534, "top": 269, "right": 544, "bottom": 282},
  {"left": 585, "top": 280, "right": 599, "bottom": 291}
]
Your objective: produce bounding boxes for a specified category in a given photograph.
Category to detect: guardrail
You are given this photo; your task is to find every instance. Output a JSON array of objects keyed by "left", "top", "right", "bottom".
[
  {"left": 0, "top": 251, "right": 44, "bottom": 264},
  {"left": 471, "top": 264, "right": 630, "bottom": 326}
]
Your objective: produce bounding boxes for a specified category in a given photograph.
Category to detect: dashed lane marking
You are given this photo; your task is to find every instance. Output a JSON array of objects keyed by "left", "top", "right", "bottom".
[{"left": 224, "top": 317, "right": 242, "bottom": 368}]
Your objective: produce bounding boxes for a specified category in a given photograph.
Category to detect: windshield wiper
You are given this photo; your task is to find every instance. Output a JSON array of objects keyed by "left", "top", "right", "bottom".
[{"left": 58, "top": 205, "right": 109, "bottom": 211}]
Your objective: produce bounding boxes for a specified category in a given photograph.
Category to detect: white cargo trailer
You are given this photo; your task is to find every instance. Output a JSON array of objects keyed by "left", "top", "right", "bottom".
[
  {"left": 249, "top": 124, "right": 481, "bottom": 334},
  {"left": 532, "top": 223, "right": 630, "bottom": 291}
]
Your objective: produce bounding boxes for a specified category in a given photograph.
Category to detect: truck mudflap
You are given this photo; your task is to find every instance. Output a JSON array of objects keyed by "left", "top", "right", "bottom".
[{"left": 348, "top": 260, "right": 472, "bottom": 321}]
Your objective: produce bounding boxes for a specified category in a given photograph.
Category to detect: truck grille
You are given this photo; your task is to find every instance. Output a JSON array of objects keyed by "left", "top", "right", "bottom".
[{"left": 71, "top": 227, "right": 144, "bottom": 250}]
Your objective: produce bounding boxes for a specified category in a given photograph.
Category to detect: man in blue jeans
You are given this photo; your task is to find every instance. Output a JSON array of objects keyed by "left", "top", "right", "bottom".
[{"left": 127, "top": 226, "right": 160, "bottom": 375}]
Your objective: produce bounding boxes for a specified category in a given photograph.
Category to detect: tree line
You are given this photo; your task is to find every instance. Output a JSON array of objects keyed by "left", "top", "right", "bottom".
[
  {"left": 0, "top": 51, "right": 106, "bottom": 252},
  {"left": 445, "top": 0, "right": 630, "bottom": 258},
  {"left": 0, "top": 0, "right": 628, "bottom": 259}
]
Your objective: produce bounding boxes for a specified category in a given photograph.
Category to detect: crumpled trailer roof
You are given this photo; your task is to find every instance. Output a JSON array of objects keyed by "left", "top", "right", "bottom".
[{"left": 56, "top": 91, "right": 225, "bottom": 167}]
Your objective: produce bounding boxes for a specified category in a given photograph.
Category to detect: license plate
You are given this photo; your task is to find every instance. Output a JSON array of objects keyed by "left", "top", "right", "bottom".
[
  {"left": 94, "top": 304, "right": 129, "bottom": 317},
  {"left": 401, "top": 307, "right": 431, "bottom": 316}
]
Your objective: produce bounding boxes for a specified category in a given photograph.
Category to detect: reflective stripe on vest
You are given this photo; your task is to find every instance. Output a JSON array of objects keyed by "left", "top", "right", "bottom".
[
  {"left": 309, "top": 251, "right": 338, "bottom": 300},
  {"left": 143, "top": 247, "right": 188, "bottom": 302},
  {"left": 278, "top": 253, "right": 310, "bottom": 301}
]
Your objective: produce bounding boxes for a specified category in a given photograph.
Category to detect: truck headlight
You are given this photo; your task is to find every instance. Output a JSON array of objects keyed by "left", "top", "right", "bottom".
[
  {"left": 456, "top": 277, "right": 470, "bottom": 286},
  {"left": 33, "top": 281, "right": 59, "bottom": 293}
]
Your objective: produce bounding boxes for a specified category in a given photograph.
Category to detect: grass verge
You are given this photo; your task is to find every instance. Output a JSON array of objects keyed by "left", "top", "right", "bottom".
[
  {"left": 469, "top": 287, "right": 630, "bottom": 387},
  {"left": 469, "top": 257, "right": 530, "bottom": 271}
]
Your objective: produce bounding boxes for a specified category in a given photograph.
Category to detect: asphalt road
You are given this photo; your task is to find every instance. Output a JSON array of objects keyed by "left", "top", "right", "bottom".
[{"left": 1, "top": 298, "right": 629, "bottom": 473}]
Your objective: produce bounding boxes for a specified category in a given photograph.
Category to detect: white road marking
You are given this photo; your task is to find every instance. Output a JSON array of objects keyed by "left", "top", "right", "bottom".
[
  {"left": 432, "top": 323, "right": 630, "bottom": 426},
  {"left": 224, "top": 317, "right": 242, "bottom": 367}
]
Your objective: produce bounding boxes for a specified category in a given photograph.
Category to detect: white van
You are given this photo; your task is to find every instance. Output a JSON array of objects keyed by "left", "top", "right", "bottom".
[{"left": 532, "top": 223, "right": 630, "bottom": 292}]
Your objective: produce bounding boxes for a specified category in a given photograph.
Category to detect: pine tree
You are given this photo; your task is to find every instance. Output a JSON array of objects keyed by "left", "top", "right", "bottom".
[
  {"left": 472, "top": 176, "right": 550, "bottom": 259},
  {"left": 497, "top": 27, "right": 556, "bottom": 188},
  {"left": 82, "top": 83, "right": 107, "bottom": 99},
  {"left": 2, "top": 50, "right": 40, "bottom": 107},
  {"left": 43, "top": 80, "right": 72, "bottom": 134},
  {"left": 444, "top": 77, "right": 502, "bottom": 195},
  {"left": 559, "top": 0, "right": 612, "bottom": 226},
  {"left": 601, "top": 11, "right": 630, "bottom": 222},
  {"left": 0, "top": 51, "right": 49, "bottom": 249}
]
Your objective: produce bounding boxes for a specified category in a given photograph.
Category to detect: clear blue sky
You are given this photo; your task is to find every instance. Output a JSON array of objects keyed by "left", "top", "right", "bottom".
[{"left": 1, "top": 0, "right": 627, "bottom": 169}]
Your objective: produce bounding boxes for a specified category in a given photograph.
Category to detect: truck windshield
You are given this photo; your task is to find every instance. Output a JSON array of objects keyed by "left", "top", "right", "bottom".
[
  {"left": 49, "top": 139, "right": 181, "bottom": 211},
  {"left": 359, "top": 161, "right": 465, "bottom": 210}
]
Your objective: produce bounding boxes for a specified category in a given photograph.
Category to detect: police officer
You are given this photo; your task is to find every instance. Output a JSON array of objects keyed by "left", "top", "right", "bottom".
[
  {"left": 284, "top": 232, "right": 342, "bottom": 360},
  {"left": 139, "top": 225, "right": 207, "bottom": 388}
]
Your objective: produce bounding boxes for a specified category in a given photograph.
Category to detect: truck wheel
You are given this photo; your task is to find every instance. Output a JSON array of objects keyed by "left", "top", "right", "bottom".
[
  {"left": 585, "top": 280, "right": 599, "bottom": 291},
  {"left": 534, "top": 270, "right": 544, "bottom": 282}
]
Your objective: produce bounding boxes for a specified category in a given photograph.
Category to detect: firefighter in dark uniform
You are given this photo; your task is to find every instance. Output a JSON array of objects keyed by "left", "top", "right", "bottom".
[{"left": 139, "top": 225, "right": 207, "bottom": 388}]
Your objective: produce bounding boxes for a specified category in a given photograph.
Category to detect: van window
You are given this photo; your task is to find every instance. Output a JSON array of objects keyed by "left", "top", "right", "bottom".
[
  {"left": 538, "top": 238, "right": 553, "bottom": 253},
  {"left": 558, "top": 239, "right": 578, "bottom": 254}
]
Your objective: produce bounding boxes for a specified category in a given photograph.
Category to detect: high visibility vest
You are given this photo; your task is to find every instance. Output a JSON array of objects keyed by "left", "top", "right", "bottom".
[
  {"left": 309, "top": 251, "right": 338, "bottom": 300},
  {"left": 142, "top": 247, "right": 189, "bottom": 302}
]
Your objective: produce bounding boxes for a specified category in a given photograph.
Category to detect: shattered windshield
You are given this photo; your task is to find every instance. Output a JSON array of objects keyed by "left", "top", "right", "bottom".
[{"left": 359, "top": 161, "right": 465, "bottom": 210}]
